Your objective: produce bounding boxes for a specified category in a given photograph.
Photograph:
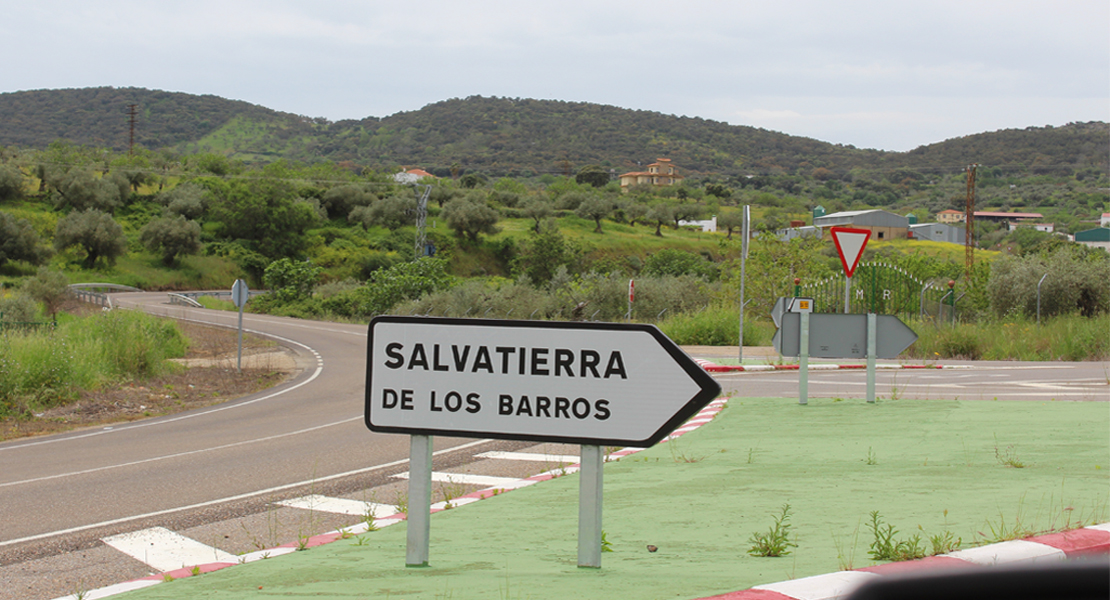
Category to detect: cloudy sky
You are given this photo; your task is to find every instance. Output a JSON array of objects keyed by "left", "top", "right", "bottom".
[{"left": 2, "top": 1, "right": 1106, "bottom": 152}]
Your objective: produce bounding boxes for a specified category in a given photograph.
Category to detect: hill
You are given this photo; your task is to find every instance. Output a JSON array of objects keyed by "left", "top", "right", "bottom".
[{"left": 0, "top": 87, "right": 1106, "bottom": 178}]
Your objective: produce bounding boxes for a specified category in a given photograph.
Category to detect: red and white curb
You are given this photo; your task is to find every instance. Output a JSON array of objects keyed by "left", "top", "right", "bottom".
[
  {"left": 697, "top": 523, "right": 1110, "bottom": 600},
  {"left": 693, "top": 358, "right": 962, "bottom": 373},
  {"left": 53, "top": 400, "right": 730, "bottom": 600}
]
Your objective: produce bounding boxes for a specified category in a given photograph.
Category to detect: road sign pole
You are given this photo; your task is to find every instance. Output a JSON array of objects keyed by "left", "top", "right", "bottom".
[
  {"left": 406, "top": 434, "right": 433, "bottom": 567},
  {"left": 738, "top": 205, "right": 750, "bottom": 363},
  {"left": 866, "top": 313, "right": 876, "bottom": 403},
  {"left": 237, "top": 305, "right": 244, "bottom": 373},
  {"left": 799, "top": 311, "right": 809, "bottom": 405},
  {"left": 844, "top": 276, "right": 851, "bottom": 314},
  {"left": 577, "top": 444, "right": 604, "bottom": 568}
]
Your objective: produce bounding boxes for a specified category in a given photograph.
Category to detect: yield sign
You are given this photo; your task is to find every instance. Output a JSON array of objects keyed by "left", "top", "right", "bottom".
[
  {"left": 830, "top": 227, "right": 871, "bottom": 278},
  {"left": 365, "top": 316, "right": 721, "bottom": 447}
]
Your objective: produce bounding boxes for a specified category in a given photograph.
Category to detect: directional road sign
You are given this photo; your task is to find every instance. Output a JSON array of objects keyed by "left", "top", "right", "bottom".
[
  {"left": 772, "top": 313, "right": 918, "bottom": 359},
  {"left": 365, "top": 317, "right": 721, "bottom": 447},
  {"left": 831, "top": 227, "right": 871, "bottom": 278}
]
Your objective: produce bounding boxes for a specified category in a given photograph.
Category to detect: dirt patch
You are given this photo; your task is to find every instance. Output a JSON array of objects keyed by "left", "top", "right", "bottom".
[{"left": 0, "top": 319, "right": 297, "bottom": 442}]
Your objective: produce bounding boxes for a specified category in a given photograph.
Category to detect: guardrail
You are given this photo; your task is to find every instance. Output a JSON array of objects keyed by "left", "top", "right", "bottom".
[
  {"left": 69, "top": 283, "right": 143, "bottom": 293},
  {"left": 176, "top": 290, "right": 268, "bottom": 301},
  {"left": 167, "top": 293, "right": 204, "bottom": 308},
  {"left": 71, "top": 288, "right": 113, "bottom": 309}
]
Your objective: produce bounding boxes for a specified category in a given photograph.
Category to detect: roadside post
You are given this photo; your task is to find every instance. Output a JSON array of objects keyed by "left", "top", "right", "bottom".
[
  {"left": 364, "top": 317, "right": 720, "bottom": 569},
  {"left": 627, "top": 279, "right": 634, "bottom": 322},
  {"left": 231, "top": 279, "right": 249, "bottom": 373},
  {"left": 738, "top": 205, "right": 750, "bottom": 363}
]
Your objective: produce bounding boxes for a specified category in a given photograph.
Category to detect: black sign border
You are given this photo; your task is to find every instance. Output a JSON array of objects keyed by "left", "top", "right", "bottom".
[{"left": 365, "top": 316, "right": 721, "bottom": 447}]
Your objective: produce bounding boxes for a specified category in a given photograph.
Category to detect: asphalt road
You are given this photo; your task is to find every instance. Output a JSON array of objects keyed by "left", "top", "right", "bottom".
[
  {"left": 0, "top": 293, "right": 481, "bottom": 550},
  {"left": 0, "top": 295, "right": 1105, "bottom": 599}
]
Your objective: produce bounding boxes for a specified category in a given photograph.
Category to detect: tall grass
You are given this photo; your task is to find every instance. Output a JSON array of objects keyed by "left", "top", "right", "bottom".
[
  {"left": 657, "top": 306, "right": 775, "bottom": 346},
  {"left": 0, "top": 310, "right": 188, "bottom": 417},
  {"left": 905, "top": 314, "right": 1109, "bottom": 361}
]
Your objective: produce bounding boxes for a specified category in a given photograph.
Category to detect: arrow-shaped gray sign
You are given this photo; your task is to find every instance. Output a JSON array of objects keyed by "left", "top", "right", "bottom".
[
  {"left": 365, "top": 317, "right": 721, "bottom": 447},
  {"left": 773, "top": 313, "right": 918, "bottom": 359}
]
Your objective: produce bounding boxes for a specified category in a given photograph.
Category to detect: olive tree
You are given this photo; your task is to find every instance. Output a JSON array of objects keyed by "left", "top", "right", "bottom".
[
  {"left": 0, "top": 211, "right": 50, "bottom": 267},
  {"left": 140, "top": 215, "right": 202, "bottom": 266},
  {"left": 23, "top": 267, "right": 71, "bottom": 317},
  {"left": 442, "top": 195, "right": 499, "bottom": 243},
  {"left": 54, "top": 209, "right": 127, "bottom": 269},
  {"left": 348, "top": 196, "right": 416, "bottom": 231}
]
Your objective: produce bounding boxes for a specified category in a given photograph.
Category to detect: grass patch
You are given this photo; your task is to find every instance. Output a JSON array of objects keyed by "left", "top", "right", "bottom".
[
  {"left": 0, "top": 309, "right": 188, "bottom": 417},
  {"left": 906, "top": 314, "right": 1109, "bottom": 361},
  {"left": 658, "top": 306, "right": 775, "bottom": 346}
]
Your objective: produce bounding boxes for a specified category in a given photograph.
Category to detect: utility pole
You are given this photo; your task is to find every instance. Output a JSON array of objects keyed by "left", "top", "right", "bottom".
[
  {"left": 126, "top": 104, "right": 138, "bottom": 156},
  {"left": 964, "top": 164, "right": 978, "bottom": 281}
]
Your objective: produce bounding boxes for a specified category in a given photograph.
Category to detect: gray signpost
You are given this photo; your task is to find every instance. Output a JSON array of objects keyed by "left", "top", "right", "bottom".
[
  {"left": 365, "top": 316, "right": 720, "bottom": 568},
  {"left": 231, "top": 279, "right": 249, "bottom": 373},
  {"left": 772, "top": 310, "right": 918, "bottom": 402}
]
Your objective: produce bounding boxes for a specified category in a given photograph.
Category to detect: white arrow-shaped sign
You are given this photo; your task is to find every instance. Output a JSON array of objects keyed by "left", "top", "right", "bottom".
[
  {"left": 365, "top": 317, "right": 721, "bottom": 447},
  {"left": 830, "top": 226, "right": 871, "bottom": 278}
]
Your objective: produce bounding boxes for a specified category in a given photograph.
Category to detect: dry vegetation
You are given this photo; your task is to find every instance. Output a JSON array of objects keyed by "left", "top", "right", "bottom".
[{"left": 0, "top": 318, "right": 293, "bottom": 441}]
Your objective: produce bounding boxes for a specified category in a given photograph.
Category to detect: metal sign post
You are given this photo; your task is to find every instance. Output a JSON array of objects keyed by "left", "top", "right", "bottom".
[
  {"left": 577, "top": 445, "right": 603, "bottom": 568},
  {"left": 365, "top": 317, "right": 720, "bottom": 568},
  {"left": 231, "top": 279, "right": 249, "bottom": 373},
  {"left": 866, "top": 313, "right": 877, "bottom": 403},
  {"left": 738, "top": 205, "right": 750, "bottom": 363}
]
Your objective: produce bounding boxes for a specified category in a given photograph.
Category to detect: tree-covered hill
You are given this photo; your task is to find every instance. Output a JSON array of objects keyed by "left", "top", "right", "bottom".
[{"left": 0, "top": 88, "right": 1106, "bottom": 178}]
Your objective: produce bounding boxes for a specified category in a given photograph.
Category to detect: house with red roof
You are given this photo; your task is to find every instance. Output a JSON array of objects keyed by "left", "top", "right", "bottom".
[
  {"left": 618, "top": 158, "right": 684, "bottom": 190},
  {"left": 393, "top": 168, "right": 437, "bottom": 184}
]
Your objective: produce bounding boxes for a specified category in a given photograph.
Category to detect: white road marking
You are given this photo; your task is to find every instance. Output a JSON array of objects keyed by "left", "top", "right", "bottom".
[
  {"left": 475, "top": 451, "right": 581, "bottom": 464},
  {"left": 0, "top": 417, "right": 361, "bottom": 489},
  {"left": 754, "top": 570, "right": 878, "bottom": 600},
  {"left": 392, "top": 471, "right": 528, "bottom": 489},
  {"left": 101, "top": 527, "right": 237, "bottom": 572},
  {"left": 277, "top": 495, "right": 399, "bottom": 518},
  {"left": 0, "top": 438, "right": 491, "bottom": 548},
  {"left": 945, "top": 540, "right": 1066, "bottom": 565}
]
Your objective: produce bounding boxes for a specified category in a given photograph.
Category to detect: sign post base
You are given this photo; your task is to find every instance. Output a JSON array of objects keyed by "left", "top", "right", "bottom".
[
  {"left": 406, "top": 434, "right": 433, "bottom": 567},
  {"left": 577, "top": 445, "right": 603, "bottom": 568}
]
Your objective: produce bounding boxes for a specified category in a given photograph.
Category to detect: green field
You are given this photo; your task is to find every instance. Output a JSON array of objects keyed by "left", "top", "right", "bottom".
[{"left": 116, "top": 395, "right": 1109, "bottom": 600}]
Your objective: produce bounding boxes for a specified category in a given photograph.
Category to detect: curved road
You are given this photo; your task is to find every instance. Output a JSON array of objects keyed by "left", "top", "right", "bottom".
[
  {"left": 0, "top": 293, "right": 490, "bottom": 552},
  {"left": 1, "top": 295, "right": 1105, "bottom": 598}
]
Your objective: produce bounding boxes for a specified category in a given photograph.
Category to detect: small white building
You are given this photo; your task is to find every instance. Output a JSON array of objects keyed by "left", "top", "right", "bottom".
[{"left": 678, "top": 216, "right": 717, "bottom": 233}]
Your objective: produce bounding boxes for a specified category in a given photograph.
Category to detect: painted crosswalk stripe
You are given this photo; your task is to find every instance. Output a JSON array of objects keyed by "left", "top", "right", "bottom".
[
  {"left": 392, "top": 471, "right": 525, "bottom": 488},
  {"left": 276, "top": 494, "right": 399, "bottom": 518},
  {"left": 475, "top": 451, "right": 581, "bottom": 464},
  {"left": 101, "top": 527, "right": 237, "bottom": 572}
]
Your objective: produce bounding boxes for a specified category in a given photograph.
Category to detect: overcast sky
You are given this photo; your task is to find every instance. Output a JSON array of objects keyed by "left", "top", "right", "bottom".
[{"left": 2, "top": 1, "right": 1107, "bottom": 152}]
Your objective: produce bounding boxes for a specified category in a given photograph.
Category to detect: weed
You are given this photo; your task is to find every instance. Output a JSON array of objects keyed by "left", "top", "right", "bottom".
[
  {"left": 866, "top": 511, "right": 926, "bottom": 562},
  {"left": 865, "top": 447, "right": 878, "bottom": 466},
  {"left": 747, "top": 503, "right": 798, "bottom": 557},
  {"left": 395, "top": 492, "right": 408, "bottom": 516},
  {"left": 296, "top": 534, "right": 310, "bottom": 551},
  {"left": 72, "top": 583, "right": 89, "bottom": 600},
  {"left": 994, "top": 435, "right": 1026, "bottom": 468},
  {"left": 437, "top": 476, "right": 468, "bottom": 506},
  {"left": 667, "top": 436, "right": 706, "bottom": 463},
  {"left": 162, "top": 573, "right": 174, "bottom": 582},
  {"left": 929, "top": 530, "right": 962, "bottom": 555},
  {"left": 190, "top": 565, "right": 201, "bottom": 576},
  {"left": 833, "top": 519, "right": 863, "bottom": 571},
  {"left": 887, "top": 372, "right": 902, "bottom": 401},
  {"left": 746, "top": 444, "right": 759, "bottom": 464},
  {"left": 601, "top": 530, "right": 613, "bottom": 553}
]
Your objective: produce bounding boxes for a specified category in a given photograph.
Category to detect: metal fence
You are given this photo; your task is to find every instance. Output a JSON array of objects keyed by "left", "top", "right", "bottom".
[{"left": 799, "top": 262, "right": 961, "bottom": 323}]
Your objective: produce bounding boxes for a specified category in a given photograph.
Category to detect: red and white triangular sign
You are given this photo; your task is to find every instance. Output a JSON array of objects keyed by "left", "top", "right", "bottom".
[{"left": 830, "top": 227, "right": 871, "bottom": 278}]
